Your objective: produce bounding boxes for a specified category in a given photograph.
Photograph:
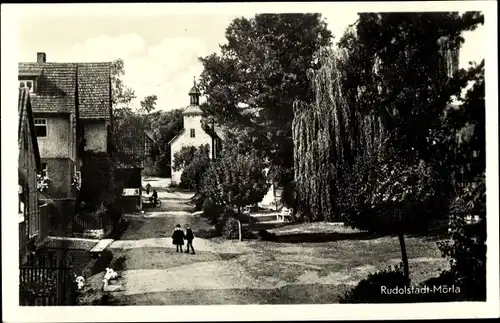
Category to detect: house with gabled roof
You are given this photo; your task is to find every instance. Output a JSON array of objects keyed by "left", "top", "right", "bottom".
[
  {"left": 169, "top": 81, "right": 222, "bottom": 184},
  {"left": 18, "top": 53, "right": 113, "bottom": 233}
]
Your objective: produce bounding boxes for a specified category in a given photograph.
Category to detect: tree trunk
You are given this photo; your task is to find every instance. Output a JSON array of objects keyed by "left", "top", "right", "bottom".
[
  {"left": 237, "top": 220, "right": 242, "bottom": 242},
  {"left": 398, "top": 231, "right": 410, "bottom": 284},
  {"left": 237, "top": 206, "right": 241, "bottom": 214}
]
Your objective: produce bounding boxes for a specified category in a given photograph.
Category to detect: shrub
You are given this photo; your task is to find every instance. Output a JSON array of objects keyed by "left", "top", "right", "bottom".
[
  {"left": 173, "top": 145, "right": 211, "bottom": 192},
  {"left": 220, "top": 217, "right": 255, "bottom": 240},
  {"left": 438, "top": 175, "right": 486, "bottom": 301},
  {"left": 339, "top": 263, "right": 410, "bottom": 303},
  {"left": 410, "top": 270, "right": 467, "bottom": 302},
  {"left": 202, "top": 198, "right": 225, "bottom": 225},
  {"left": 222, "top": 218, "right": 241, "bottom": 239},
  {"left": 194, "top": 228, "right": 218, "bottom": 239},
  {"left": 193, "top": 194, "right": 205, "bottom": 211}
]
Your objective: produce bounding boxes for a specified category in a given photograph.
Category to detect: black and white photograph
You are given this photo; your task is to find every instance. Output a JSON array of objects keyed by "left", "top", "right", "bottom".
[{"left": 1, "top": 1, "right": 498, "bottom": 321}]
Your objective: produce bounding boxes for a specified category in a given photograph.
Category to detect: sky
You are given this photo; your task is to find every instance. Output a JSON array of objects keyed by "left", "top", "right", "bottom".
[{"left": 15, "top": 4, "right": 487, "bottom": 113}]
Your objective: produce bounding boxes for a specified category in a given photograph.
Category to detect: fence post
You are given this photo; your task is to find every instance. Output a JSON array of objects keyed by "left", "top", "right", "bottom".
[{"left": 57, "top": 259, "right": 64, "bottom": 305}]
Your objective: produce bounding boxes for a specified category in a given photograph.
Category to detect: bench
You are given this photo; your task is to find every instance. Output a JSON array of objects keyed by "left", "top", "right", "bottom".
[{"left": 277, "top": 207, "right": 293, "bottom": 222}]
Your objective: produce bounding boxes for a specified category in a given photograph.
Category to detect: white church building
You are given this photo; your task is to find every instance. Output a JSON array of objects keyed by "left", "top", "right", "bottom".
[{"left": 169, "top": 81, "right": 221, "bottom": 184}]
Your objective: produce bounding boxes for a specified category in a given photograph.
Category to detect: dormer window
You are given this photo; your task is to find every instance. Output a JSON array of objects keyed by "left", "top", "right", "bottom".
[{"left": 19, "top": 80, "right": 35, "bottom": 93}]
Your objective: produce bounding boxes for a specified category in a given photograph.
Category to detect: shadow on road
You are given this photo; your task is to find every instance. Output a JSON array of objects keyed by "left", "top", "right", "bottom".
[{"left": 258, "top": 230, "right": 392, "bottom": 243}]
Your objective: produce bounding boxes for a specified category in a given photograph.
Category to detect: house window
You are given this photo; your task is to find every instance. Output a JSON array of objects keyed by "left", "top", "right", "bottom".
[
  {"left": 190, "top": 129, "right": 196, "bottom": 138},
  {"left": 34, "top": 118, "right": 47, "bottom": 137},
  {"left": 19, "top": 80, "right": 34, "bottom": 93}
]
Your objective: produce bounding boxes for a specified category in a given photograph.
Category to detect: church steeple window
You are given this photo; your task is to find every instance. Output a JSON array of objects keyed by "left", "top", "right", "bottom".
[{"left": 188, "top": 77, "right": 201, "bottom": 106}]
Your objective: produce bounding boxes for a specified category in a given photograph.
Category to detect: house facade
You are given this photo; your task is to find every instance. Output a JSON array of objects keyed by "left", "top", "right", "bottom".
[
  {"left": 169, "top": 82, "right": 221, "bottom": 184},
  {"left": 18, "top": 53, "right": 112, "bottom": 232},
  {"left": 18, "top": 88, "right": 49, "bottom": 263}
]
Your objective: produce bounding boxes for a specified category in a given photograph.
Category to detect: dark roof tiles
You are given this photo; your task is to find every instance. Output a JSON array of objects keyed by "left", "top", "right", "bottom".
[
  {"left": 18, "top": 62, "right": 111, "bottom": 119},
  {"left": 77, "top": 63, "right": 111, "bottom": 120},
  {"left": 30, "top": 96, "right": 74, "bottom": 113}
]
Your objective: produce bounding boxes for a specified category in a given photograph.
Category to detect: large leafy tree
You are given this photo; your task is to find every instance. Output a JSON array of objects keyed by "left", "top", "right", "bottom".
[
  {"left": 139, "top": 95, "right": 158, "bottom": 115},
  {"left": 201, "top": 144, "right": 269, "bottom": 213},
  {"left": 147, "top": 109, "right": 184, "bottom": 172},
  {"left": 337, "top": 12, "right": 484, "bottom": 161},
  {"left": 111, "top": 58, "right": 144, "bottom": 163},
  {"left": 111, "top": 58, "right": 136, "bottom": 108},
  {"left": 199, "top": 13, "right": 332, "bottom": 187}
]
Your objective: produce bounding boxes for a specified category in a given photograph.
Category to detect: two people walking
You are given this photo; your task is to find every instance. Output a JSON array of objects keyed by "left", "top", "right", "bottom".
[{"left": 172, "top": 224, "right": 195, "bottom": 254}]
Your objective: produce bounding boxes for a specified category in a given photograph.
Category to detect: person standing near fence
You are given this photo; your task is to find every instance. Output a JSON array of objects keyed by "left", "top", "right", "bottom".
[
  {"left": 184, "top": 224, "right": 195, "bottom": 255},
  {"left": 145, "top": 183, "right": 151, "bottom": 195}
]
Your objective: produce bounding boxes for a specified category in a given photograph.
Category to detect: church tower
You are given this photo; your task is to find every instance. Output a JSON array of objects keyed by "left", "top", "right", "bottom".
[
  {"left": 169, "top": 78, "right": 219, "bottom": 184},
  {"left": 182, "top": 78, "right": 203, "bottom": 138}
]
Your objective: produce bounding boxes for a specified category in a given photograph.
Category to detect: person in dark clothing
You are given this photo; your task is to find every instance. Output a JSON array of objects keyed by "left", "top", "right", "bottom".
[
  {"left": 151, "top": 189, "right": 158, "bottom": 206},
  {"left": 172, "top": 224, "right": 185, "bottom": 252},
  {"left": 184, "top": 224, "right": 195, "bottom": 254},
  {"left": 145, "top": 183, "right": 151, "bottom": 195}
]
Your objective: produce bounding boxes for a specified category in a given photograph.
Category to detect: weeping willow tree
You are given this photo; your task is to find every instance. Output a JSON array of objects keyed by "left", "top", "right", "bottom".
[
  {"left": 292, "top": 45, "right": 387, "bottom": 221},
  {"left": 293, "top": 12, "right": 480, "bottom": 222}
]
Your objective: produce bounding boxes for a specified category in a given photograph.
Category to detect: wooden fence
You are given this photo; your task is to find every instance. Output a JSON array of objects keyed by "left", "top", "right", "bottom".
[
  {"left": 38, "top": 204, "right": 50, "bottom": 243},
  {"left": 19, "top": 221, "right": 29, "bottom": 260},
  {"left": 19, "top": 203, "right": 51, "bottom": 261},
  {"left": 72, "top": 212, "right": 110, "bottom": 233},
  {"left": 19, "top": 254, "right": 76, "bottom": 306}
]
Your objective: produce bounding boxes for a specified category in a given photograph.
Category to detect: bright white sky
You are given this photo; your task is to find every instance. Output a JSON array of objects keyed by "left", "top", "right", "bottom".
[{"left": 14, "top": 4, "right": 487, "bottom": 112}]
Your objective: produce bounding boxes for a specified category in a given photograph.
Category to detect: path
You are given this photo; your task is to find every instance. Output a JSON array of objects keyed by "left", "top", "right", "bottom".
[
  {"left": 103, "top": 176, "right": 257, "bottom": 303},
  {"left": 86, "top": 176, "right": 448, "bottom": 305}
]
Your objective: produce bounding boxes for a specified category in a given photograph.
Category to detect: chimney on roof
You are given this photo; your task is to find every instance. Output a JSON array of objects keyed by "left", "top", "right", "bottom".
[{"left": 37, "top": 52, "right": 46, "bottom": 63}]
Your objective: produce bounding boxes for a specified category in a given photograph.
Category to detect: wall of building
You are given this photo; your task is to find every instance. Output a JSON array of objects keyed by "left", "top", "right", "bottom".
[
  {"left": 18, "top": 112, "right": 41, "bottom": 260},
  {"left": 35, "top": 115, "right": 71, "bottom": 158},
  {"left": 170, "top": 115, "right": 213, "bottom": 184},
  {"left": 43, "top": 158, "right": 75, "bottom": 199},
  {"left": 83, "top": 121, "right": 107, "bottom": 153}
]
